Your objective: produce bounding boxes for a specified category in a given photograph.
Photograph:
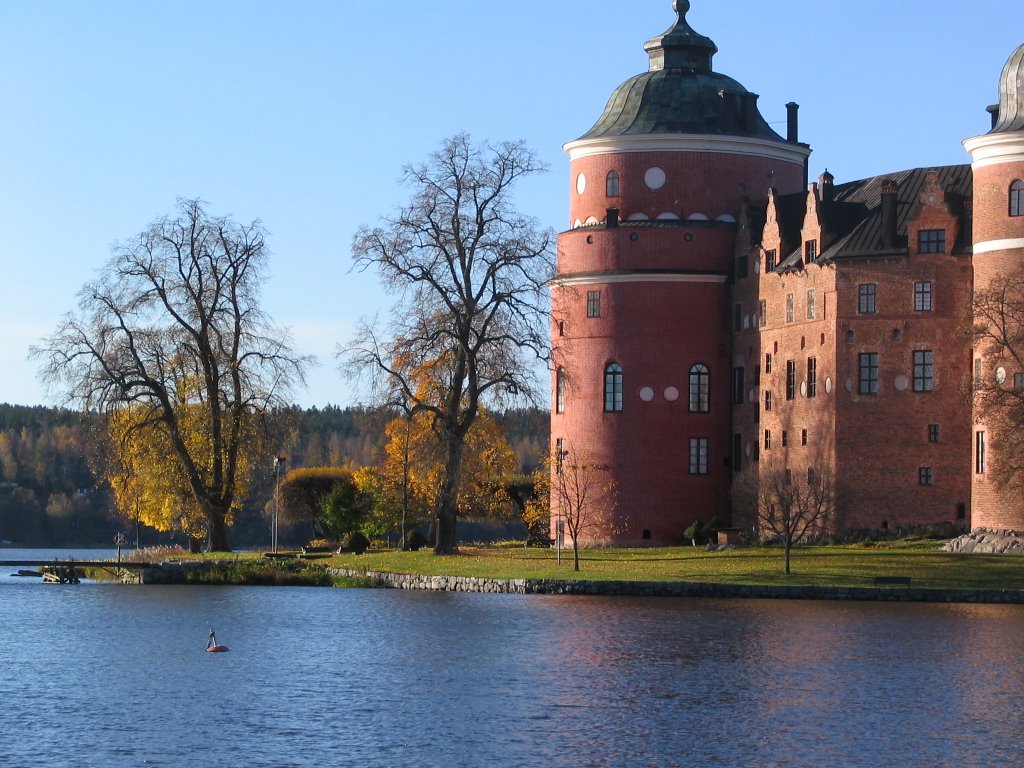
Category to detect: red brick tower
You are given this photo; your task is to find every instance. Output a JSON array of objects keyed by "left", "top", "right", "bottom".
[
  {"left": 965, "top": 43, "right": 1024, "bottom": 531},
  {"left": 550, "top": 1, "right": 809, "bottom": 545}
]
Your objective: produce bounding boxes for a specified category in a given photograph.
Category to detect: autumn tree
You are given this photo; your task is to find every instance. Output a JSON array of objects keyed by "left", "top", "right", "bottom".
[
  {"left": 343, "top": 133, "right": 554, "bottom": 554},
  {"left": 755, "top": 467, "right": 837, "bottom": 575},
  {"left": 974, "top": 271, "right": 1024, "bottom": 492},
  {"left": 32, "top": 199, "right": 310, "bottom": 551},
  {"left": 551, "top": 442, "right": 617, "bottom": 571}
]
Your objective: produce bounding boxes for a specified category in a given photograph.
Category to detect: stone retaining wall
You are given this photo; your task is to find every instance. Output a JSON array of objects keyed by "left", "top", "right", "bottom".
[{"left": 329, "top": 568, "right": 1024, "bottom": 604}]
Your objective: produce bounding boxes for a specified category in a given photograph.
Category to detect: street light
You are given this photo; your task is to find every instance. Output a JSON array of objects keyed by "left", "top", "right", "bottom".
[{"left": 273, "top": 456, "right": 287, "bottom": 553}]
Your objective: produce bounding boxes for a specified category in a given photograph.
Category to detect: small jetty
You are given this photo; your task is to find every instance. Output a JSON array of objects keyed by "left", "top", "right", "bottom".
[{"left": 1, "top": 558, "right": 153, "bottom": 584}]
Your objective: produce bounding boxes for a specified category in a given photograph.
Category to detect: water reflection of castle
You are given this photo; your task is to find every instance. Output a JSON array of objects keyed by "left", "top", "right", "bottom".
[{"left": 550, "top": 1, "right": 1024, "bottom": 544}]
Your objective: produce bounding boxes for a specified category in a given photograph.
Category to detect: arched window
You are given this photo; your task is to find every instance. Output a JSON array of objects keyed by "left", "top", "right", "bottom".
[
  {"left": 1011, "top": 180, "right": 1024, "bottom": 217},
  {"left": 606, "top": 170, "right": 620, "bottom": 197},
  {"left": 555, "top": 367, "right": 566, "bottom": 414},
  {"left": 689, "top": 364, "right": 710, "bottom": 413},
  {"left": 604, "top": 363, "right": 623, "bottom": 412}
]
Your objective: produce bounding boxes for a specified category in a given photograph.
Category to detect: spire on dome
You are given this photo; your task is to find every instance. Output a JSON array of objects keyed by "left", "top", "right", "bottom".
[
  {"left": 643, "top": 0, "right": 718, "bottom": 73},
  {"left": 990, "top": 43, "right": 1024, "bottom": 133}
]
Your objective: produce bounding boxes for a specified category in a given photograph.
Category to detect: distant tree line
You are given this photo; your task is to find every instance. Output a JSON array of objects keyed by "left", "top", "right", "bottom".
[{"left": 0, "top": 402, "right": 548, "bottom": 549}]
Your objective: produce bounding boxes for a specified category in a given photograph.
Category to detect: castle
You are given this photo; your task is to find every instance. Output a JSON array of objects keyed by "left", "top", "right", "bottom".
[{"left": 549, "top": 1, "right": 1024, "bottom": 545}]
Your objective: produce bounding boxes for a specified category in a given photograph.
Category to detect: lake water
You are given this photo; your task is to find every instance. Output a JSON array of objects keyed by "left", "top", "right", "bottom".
[{"left": 2, "top": 549, "right": 1023, "bottom": 767}]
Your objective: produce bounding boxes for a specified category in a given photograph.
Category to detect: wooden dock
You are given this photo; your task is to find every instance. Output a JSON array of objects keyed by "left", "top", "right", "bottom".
[{"left": 2, "top": 559, "right": 153, "bottom": 584}]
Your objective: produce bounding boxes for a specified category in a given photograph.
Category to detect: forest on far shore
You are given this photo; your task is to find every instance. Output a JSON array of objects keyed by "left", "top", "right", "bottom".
[{"left": 0, "top": 403, "right": 548, "bottom": 550}]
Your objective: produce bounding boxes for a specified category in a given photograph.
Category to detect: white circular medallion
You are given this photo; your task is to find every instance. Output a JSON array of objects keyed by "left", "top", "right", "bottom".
[
  {"left": 644, "top": 167, "right": 666, "bottom": 190},
  {"left": 825, "top": 377, "right": 833, "bottom": 394},
  {"left": 748, "top": 388, "right": 756, "bottom": 403},
  {"left": 800, "top": 381, "right": 807, "bottom": 397},
  {"left": 744, "top": 443, "right": 751, "bottom": 457},
  {"left": 664, "top": 386, "right": 680, "bottom": 402},
  {"left": 893, "top": 374, "right": 909, "bottom": 392},
  {"left": 576, "top": 173, "right": 587, "bottom": 195},
  {"left": 639, "top": 386, "right": 654, "bottom": 402},
  {"left": 996, "top": 367, "right": 1007, "bottom": 384},
  {"left": 844, "top": 377, "right": 853, "bottom": 393}
]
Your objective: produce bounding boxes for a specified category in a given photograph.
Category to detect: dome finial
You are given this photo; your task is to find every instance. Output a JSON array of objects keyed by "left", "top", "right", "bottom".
[
  {"left": 674, "top": 0, "right": 691, "bottom": 16},
  {"left": 645, "top": 0, "right": 717, "bottom": 73}
]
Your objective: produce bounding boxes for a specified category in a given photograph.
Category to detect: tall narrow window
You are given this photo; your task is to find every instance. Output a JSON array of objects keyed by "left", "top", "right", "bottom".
[
  {"left": 555, "top": 437, "right": 565, "bottom": 475},
  {"left": 555, "top": 367, "right": 566, "bottom": 414},
  {"left": 913, "top": 350, "right": 934, "bottom": 392},
  {"left": 975, "top": 359, "right": 982, "bottom": 387},
  {"left": 801, "top": 429, "right": 808, "bottom": 446},
  {"left": 976, "top": 430, "right": 986, "bottom": 474},
  {"left": 919, "top": 229, "right": 946, "bottom": 253},
  {"left": 765, "top": 353, "right": 772, "bottom": 374},
  {"left": 806, "top": 289, "right": 816, "bottom": 319},
  {"left": 732, "top": 433, "right": 742, "bottom": 474},
  {"left": 764, "top": 390, "right": 772, "bottom": 411},
  {"left": 858, "top": 283, "right": 877, "bottom": 314},
  {"left": 928, "top": 424, "right": 940, "bottom": 443},
  {"left": 765, "top": 249, "right": 777, "bottom": 271},
  {"left": 786, "top": 293, "right": 794, "bottom": 323},
  {"left": 689, "top": 438, "right": 709, "bottom": 475},
  {"left": 807, "top": 357, "right": 817, "bottom": 398},
  {"left": 804, "top": 240, "right": 818, "bottom": 263},
  {"left": 587, "top": 290, "right": 601, "bottom": 318},
  {"left": 782, "top": 430, "right": 788, "bottom": 448},
  {"left": 689, "top": 364, "right": 710, "bottom": 413},
  {"left": 606, "top": 170, "right": 620, "bottom": 197},
  {"left": 914, "top": 281, "right": 933, "bottom": 312},
  {"left": 732, "top": 366, "right": 745, "bottom": 405},
  {"left": 604, "top": 363, "right": 623, "bottom": 412},
  {"left": 859, "top": 352, "right": 879, "bottom": 394},
  {"left": 764, "top": 430, "right": 771, "bottom": 450},
  {"left": 759, "top": 299, "right": 767, "bottom": 327},
  {"left": 786, "top": 360, "right": 796, "bottom": 400},
  {"left": 1012, "top": 180, "right": 1024, "bottom": 217}
]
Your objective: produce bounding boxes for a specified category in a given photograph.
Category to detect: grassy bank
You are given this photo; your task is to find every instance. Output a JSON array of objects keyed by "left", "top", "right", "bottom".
[{"left": 325, "top": 540, "right": 1024, "bottom": 592}]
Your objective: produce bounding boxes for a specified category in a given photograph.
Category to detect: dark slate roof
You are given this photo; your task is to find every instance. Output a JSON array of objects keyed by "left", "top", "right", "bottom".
[
  {"left": 992, "top": 43, "right": 1024, "bottom": 133},
  {"left": 773, "top": 165, "right": 973, "bottom": 272},
  {"left": 577, "top": 1, "right": 784, "bottom": 142}
]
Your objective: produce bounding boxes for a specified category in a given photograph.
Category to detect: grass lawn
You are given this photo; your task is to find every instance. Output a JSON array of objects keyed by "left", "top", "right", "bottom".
[{"left": 325, "top": 539, "right": 1024, "bottom": 592}]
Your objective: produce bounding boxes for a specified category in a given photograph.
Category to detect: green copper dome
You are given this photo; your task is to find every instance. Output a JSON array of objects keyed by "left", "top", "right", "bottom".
[
  {"left": 579, "top": 1, "right": 784, "bottom": 141},
  {"left": 991, "top": 43, "right": 1024, "bottom": 133}
]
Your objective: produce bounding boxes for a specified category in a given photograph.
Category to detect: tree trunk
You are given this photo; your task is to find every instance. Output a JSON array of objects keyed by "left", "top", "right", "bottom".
[
  {"left": 784, "top": 537, "right": 791, "bottom": 575},
  {"left": 206, "top": 505, "right": 231, "bottom": 552},
  {"left": 433, "top": 432, "right": 466, "bottom": 555},
  {"left": 573, "top": 538, "right": 580, "bottom": 571}
]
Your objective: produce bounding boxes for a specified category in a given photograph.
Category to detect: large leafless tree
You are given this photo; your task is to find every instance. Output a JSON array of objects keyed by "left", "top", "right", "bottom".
[
  {"left": 343, "top": 134, "right": 554, "bottom": 554},
  {"left": 32, "top": 199, "right": 311, "bottom": 551},
  {"left": 756, "top": 467, "right": 837, "bottom": 575}
]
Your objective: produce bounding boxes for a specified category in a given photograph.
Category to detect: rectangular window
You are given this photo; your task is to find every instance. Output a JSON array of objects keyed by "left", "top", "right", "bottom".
[
  {"left": 733, "top": 433, "right": 742, "bottom": 474},
  {"left": 801, "top": 429, "right": 808, "bottom": 446},
  {"left": 587, "top": 290, "right": 601, "bottom": 318},
  {"left": 764, "top": 430, "right": 771, "bottom": 450},
  {"left": 1016, "top": 372, "right": 1024, "bottom": 389},
  {"left": 785, "top": 294, "right": 794, "bottom": 323},
  {"left": 732, "top": 367, "right": 745, "bottom": 405},
  {"left": 919, "top": 229, "right": 946, "bottom": 253},
  {"left": 804, "top": 240, "right": 818, "bottom": 263},
  {"left": 782, "top": 430, "right": 788, "bottom": 448},
  {"left": 858, "top": 283, "right": 877, "bottom": 314},
  {"left": 786, "top": 360, "right": 796, "bottom": 400},
  {"left": 759, "top": 299, "right": 767, "bottom": 327},
  {"left": 765, "top": 353, "right": 772, "bottom": 374},
  {"left": 859, "top": 352, "right": 879, "bottom": 394},
  {"left": 765, "top": 249, "right": 777, "bottom": 271},
  {"left": 806, "top": 289, "right": 816, "bottom": 319},
  {"left": 919, "top": 466, "right": 933, "bottom": 486},
  {"left": 689, "top": 438, "right": 709, "bottom": 475},
  {"left": 914, "top": 281, "right": 933, "bottom": 312},
  {"left": 913, "top": 350, "right": 934, "bottom": 392},
  {"left": 555, "top": 438, "right": 565, "bottom": 475},
  {"left": 928, "top": 424, "right": 940, "bottom": 443},
  {"left": 807, "top": 357, "right": 817, "bottom": 398},
  {"left": 764, "top": 390, "right": 772, "bottom": 411},
  {"left": 734, "top": 303, "right": 742, "bottom": 332},
  {"left": 807, "top": 467, "right": 816, "bottom": 485},
  {"left": 975, "top": 359, "right": 982, "bottom": 387},
  {"left": 976, "top": 431, "right": 986, "bottom": 474}
]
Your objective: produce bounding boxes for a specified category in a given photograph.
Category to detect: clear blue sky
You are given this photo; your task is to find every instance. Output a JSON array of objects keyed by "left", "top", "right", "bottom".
[{"left": 1, "top": 1, "right": 1019, "bottom": 409}]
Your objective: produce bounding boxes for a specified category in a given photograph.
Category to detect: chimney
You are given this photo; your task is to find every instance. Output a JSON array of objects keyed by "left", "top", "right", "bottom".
[
  {"left": 880, "top": 179, "right": 898, "bottom": 249},
  {"left": 786, "top": 102, "right": 799, "bottom": 143},
  {"left": 818, "top": 170, "right": 835, "bottom": 203},
  {"left": 741, "top": 93, "right": 759, "bottom": 134},
  {"left": 605, "top": 208, "right": 619, "bottom": 228},
  {"left": 719, "top": 90, "right": 737, "bottom": 132}
]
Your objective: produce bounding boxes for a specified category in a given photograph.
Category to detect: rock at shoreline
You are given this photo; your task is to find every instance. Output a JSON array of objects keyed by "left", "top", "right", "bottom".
[{"left": 943, "top": 530, "right": 1024, "bottom": 555}]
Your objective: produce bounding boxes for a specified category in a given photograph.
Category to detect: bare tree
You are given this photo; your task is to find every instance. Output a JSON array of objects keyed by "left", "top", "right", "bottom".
[
  {"left": 975, "top": 271, "right": 1024, "bottom": 491},
  {"left": 552, "top": 442, "right": 616, "bottom": 571},
  {"left": 31, "top": 199, "right": 311, "bottom": 551},
  {"left": 342, "top": 134, "right": 554, "bottom": 555},
  {"left": 757, "top": 467, "right": 837, "bottom": 575}
]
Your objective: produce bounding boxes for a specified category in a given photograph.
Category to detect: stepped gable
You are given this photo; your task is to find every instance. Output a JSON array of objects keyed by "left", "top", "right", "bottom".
[{"left": 578, "top": 0, "right": 783, "bottom": 141}]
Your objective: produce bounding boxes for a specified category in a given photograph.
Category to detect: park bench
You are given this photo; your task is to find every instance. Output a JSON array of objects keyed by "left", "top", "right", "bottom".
[{"left": 872, "top": 576, "right": 912, "bottom": 586}]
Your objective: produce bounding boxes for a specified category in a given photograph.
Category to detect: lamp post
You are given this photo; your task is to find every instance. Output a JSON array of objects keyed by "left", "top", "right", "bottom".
[{"left": 273, "top": 456, "right": 287, "bottom": 553}]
